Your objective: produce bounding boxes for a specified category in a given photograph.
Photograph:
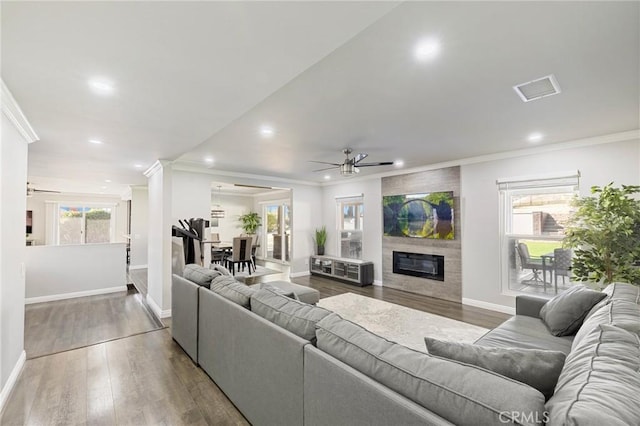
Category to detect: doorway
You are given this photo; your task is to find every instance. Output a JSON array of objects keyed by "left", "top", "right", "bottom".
[{"left": 262, "top": 200, "right": 291, "bottom": 263}]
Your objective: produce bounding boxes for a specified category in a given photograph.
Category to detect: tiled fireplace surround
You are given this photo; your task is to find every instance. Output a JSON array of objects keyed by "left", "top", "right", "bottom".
[{"left": 382, "top": 166, "right": 462, "bottom": 303}]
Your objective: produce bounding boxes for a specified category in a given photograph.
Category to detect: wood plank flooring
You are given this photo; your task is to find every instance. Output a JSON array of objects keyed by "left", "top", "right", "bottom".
[
  {"left": 24, "top": 287, "right": 163, "bottom": 359},
  {"left": 0, "top": 329, "right": 248, "bottom": 426}
]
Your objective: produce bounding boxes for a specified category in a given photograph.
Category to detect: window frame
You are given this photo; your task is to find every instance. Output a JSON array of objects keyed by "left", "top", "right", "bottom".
[{"left": 55, "top": 202, "right": 117, "bottom": 245}]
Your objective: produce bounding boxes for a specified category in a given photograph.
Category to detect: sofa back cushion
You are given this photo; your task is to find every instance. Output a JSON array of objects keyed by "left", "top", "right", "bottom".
[
  {"left": 250, "top": 287, "right": 331, "bottom": 342},
  {"left": 602, "top": 281, "right": 640, "bottom": 303},
  {"left": 425, "top": 337, "right": 565, "bottom": 400},
  {"left": 546, "top": 324, "right": 640, "bottom": 426},
  {"left": 539, "top": 285, "right": 606, "bottom": 336},
  {"left": 183, "top": 264, "right": 220, "bottom": 287},
  {"left": 209, "top": 276, "right": 256, "bottom": 308},
  {"left": 316, "top": 313, "right": 546, "bottom": 426},
  {"left": 572, "top": 298, "right": 640, "bottom": 349}
]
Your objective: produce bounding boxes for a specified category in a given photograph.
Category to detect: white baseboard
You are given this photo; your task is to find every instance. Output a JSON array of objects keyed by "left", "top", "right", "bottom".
[
  {"left": 290, "top": 271, "right": 310, "bottom": 278},
  {"left": 146, "top": 294, "right": 171, "bottom": 319},
  {"left": 0, "top": 350, "right": 26, "bottom": 413},
  {"left": 462, "top": 298, "right": 515, "bottom": 315},
  {"left": 25, "top": 286, "right": 128, "bottom": 305},
  {"left": 128, "top": 264, "right": 148, "bottom": 270},
  {"left": 372, "top": 280, "right": 383, "bottom": 287}
]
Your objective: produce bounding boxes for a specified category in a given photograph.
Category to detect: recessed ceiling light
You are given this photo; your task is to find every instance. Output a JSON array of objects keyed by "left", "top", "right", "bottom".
[
  {"left": 414, "top": 38, "right": 441, "bottom": 62},
  {"left": 394, "top": 160, "right": 405, "bottom": 168},
  {"left": 88, "top": 78, "right": 115, "bottom": 95},
  {"left": 259, "top": 125, "right": 275, "bottom": 138},
  {"left": 89, "top": 139, "right": 103, "bottom": 145},
  {"left": 528, "top": 132, "right": 544, "bottom": 143},
  {"left": 204, "top": 157, "right": 214, "bottom": 164},
  {"left": 324, "top": 175, "right": 331, "bottom": 180},
  {"left": 105, "top": 179, "right": 111, "bottom": 183},
  {"left": 134, "top": 164, "right": 143, "bottom": 168}
]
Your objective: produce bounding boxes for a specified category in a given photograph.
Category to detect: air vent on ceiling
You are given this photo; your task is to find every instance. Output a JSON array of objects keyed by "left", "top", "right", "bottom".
[{"left": 513, "top": 74, "right": 561, "bottom": 102}]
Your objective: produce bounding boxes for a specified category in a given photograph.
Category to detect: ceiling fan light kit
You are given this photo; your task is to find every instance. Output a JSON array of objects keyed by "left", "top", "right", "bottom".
[{"left": 310, "top": 148, "right": 394, "bottom": 177}]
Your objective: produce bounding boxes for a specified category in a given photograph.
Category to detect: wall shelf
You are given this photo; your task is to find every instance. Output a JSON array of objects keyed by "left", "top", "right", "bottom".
[{"left": 309, "top": 255, "right": 373, "bottom": 287}]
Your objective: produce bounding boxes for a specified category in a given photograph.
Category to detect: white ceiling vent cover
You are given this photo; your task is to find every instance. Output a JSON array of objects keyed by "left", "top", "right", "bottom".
[{"left": 513, "top": 74, "right": 561, "bottom": 102}]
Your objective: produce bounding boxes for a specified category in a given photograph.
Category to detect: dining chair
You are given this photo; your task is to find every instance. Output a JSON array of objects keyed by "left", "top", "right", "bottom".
[
  {"left": 227, "top": 236, "right": 253, "bottom": 275},
  {"left": 553, "top": 248, "right": 572, "bottom": 293},
  {"left": 516, "top": 242, "right": 549, "bottom": 289}
]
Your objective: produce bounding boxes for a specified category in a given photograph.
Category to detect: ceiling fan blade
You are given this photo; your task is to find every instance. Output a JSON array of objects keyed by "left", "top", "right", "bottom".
[
  {"left": 353, "top": 153, "right": 368, "bottom": 164},
  {"left": 34, "top": 189, "right": 61, "bottom": 193},
  {"left": 308, "top": 160, "right": 342, "bottom": 166},
  {"left": 312, "top": 166, "right": 339, "bottom": 172},
  {"left": 356, "top": 161, "right": 395, "bottom": 167}
]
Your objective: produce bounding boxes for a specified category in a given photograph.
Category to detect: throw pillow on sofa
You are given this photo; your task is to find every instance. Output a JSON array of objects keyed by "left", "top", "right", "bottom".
[
  {"left": 316, "top": 313, "right": 546, "bottom": 426},
  {"left": 424, "top": 337, "right": 565, "bottom": 400},
  {"left": 250, "top": 287, "right": 331, "bottom": 342},
  {"left": 183, "top": 264, "right": 220, "bottom": 287},
  {"left": 210, "top": 275, "right": 256, "bottom": 309},
  {"left": 539, "top": 285, "right": 607, "bottom": 336}
]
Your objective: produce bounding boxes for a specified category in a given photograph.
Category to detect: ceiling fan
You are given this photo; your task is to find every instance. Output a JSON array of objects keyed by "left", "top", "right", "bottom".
[
  {"left": 26, "top": 182, "right": 61, "bottom": 197},
  {"left": 310, "top": 148, "right": 394, "bottom": 176}
]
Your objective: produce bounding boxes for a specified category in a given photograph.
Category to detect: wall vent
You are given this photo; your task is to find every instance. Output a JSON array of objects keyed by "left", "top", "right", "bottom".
[{"left": 513, "top": 74, "right": 561, "bottom": 102}]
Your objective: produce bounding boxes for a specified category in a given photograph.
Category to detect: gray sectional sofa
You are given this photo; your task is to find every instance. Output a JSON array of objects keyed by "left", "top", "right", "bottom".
[{"left": 172, "top": 270, "right": 640, "bottom": 426}]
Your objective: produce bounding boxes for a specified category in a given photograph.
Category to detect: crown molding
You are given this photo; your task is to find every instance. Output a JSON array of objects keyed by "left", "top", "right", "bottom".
[
  {"left": 172, "top": 160, "right": 321, "bottom": 187},
  {"left": 143, "top": 160, "right": 172, "bottom": 178},
  {"left": 321, "top": 129, "right": 640, "bottom": 187},
  {"left": 1, "top": 80, "right": 39, "bottom": 143}
]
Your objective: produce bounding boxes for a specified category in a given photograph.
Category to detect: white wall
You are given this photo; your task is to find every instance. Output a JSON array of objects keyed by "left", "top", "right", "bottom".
[
  {"left": 211, "top": 193, "right": 253, "bottom": 241},
  {"left": 25, "top": 192, "right": 127, "bottom": 246},
  {"left": 129, "top": 186, "right": 148, "bottom": 268},
  {"left": 25, "top": 243, "right": 127, "bottom": 302},
  {"left": 0, "top": 105, "right": 30, "bottom": 407},
  {"left": 461, "top": 139, "right": 640, "bottom": 310},
  {"left": 146, "top": 162, "right": 173, "bottom": 318},
  {"left": 320, "top": 178, "right": 383, "bottom": 282}
]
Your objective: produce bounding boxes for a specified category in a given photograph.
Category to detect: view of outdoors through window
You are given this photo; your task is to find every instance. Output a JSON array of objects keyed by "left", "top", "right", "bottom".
[
  {"left": 58, "top": 206, "right": 112, "bottom": 245},
  {"left": 503, "top": 188, "right": 575, "bottom": 296},
  {"left": 338, "top": 198, "right": 363, "bottom": 259},
  {"left": 263, "top": 203, "right": 290, "bottom": 261}
]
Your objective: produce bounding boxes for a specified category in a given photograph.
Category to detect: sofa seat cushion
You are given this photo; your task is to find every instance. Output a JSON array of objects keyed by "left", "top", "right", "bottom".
[
  {"left": 573, "top": 298, "right": 640, "bottom": 349},
  {"left": 183, "top": 263, "right": 220, "bottom": 287},
  {"left": 250, "top": 287, "right": 331, "bottom": 342},
  {"left": 546, "top": 324, "right": 640, "bottom": 426},
  {"left": 475, "top": 315, "right": 574, "bottom": 354},
  {"left": 539, "top": 285, "right": 607, "bottom": 336},
  {"left": 210, "top": 276, "right": 256, "bottom": 309},
  {"left": 425, "top": 337, "right": 566, "bottom": 400},
  {"left": 316, "top": 313, "right": 546, "bottom": 426}
]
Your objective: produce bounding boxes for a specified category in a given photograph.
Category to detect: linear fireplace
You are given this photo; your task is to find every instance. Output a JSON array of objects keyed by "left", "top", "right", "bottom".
[{"left": 393, "top": 251, "right": 444, "bottom": 281}]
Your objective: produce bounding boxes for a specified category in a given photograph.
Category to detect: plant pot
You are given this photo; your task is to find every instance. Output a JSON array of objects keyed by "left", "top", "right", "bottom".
[{"left": 317, "top": 246, "right": 325, "bottom": 256}]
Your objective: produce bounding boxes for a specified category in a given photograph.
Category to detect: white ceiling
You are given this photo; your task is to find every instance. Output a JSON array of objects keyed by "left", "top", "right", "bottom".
[{"left": 2, "top": 1, "right": 639, "bottom": 195}]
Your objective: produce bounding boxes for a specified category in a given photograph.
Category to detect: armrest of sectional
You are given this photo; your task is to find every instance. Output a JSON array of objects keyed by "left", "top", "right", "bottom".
[{"left": 515, "top": 295, "right": 548, "bottom": 318}]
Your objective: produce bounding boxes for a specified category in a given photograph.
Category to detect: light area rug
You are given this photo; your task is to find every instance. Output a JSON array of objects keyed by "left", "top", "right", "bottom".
[
  {"left": 318, "top": 293, "right": 488, "bottom": 353},
  {"left": 233, "top": 265, "right": 281, "bottom": 282}
]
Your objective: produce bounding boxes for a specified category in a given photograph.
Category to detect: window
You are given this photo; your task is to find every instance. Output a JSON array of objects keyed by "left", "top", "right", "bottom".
[
  {"left": 57, "top": 204, "right": 116, "bottom": 245},
  {"left": 498, "top": 173, "right": 579, "bottom": 296},
  {"left": 262, "top": 201, "right": 291, "bottom": 262},
  {"left": 337, "top": 196, "right": 363, "bottom": 259}
]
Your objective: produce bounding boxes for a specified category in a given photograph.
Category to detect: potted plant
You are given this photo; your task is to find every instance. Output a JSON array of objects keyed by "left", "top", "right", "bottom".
[
  {"left": 239, "top": 212, "right": 262, "bottom": 234},
  {"left": 314, "top": 226, "right": 327, "bottom": 256},
  {"left": 564, "top": 183, "right": 640, "bottom": 287}
]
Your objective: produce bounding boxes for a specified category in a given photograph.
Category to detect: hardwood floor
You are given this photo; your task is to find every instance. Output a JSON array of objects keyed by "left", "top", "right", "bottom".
[
  {"left": 128, "top": 268, "right": 148, "bottom": 296},
  {"left": 24, "top": 287, "right": 163, "bottom": 359},
  {"left": 0, "top": 329, "right": 248, "bottom": 426}
]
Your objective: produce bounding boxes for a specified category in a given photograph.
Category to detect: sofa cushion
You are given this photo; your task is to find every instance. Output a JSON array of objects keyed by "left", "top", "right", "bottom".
[
  {"left": 546, "top": 324, "right": 640, "bottom": 426},
  {"left": 209, "top": 276, "right": 256, "bottom": 309},
  {"left": 573, "top": 298, "right": 640, "bottom": 349},
  {"left": 316, "top": 313, "right": 546, "bottom": 426},
  {"left": 425, "top": 337, "right": 565, "bottom": 400},
  {"left": 602, "top": 281, "right": 640, "bottom": 303},
  {"left": 183, "top": 263, "right": 220, "bottom": 287},
  {"left": 260, "top": 282, "right": 299, "bottom": 300},
  {"left": 474, "top": 315, "right": 574, "bottom": 354},
  {"left": 539, "top": 285, "right": 607, "bottom": 336},
  {"left": 250, "top": 287, "right": 331, "bottom": 342}
]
